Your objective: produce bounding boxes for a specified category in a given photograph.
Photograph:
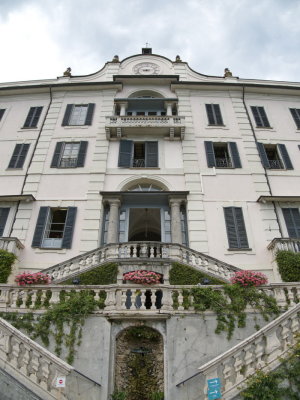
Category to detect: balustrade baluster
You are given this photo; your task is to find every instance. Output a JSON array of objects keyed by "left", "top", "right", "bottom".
[
  {"left": 29, "top": 350, "right": 40, "bottom": 384},
  {"left": 132, "top": 245, "right": 137, "bottom": 258},
  {"left": 130, "top": 290, "right": 136, "bottom": 310},
  {"left": 243, "top": 344, "right": 255, "bottom": 375},
  {"left": 177, "top": 290, "right": 184, "bottom": 311},
  {"left": 39, "top": 358, "right": 51, "bottom": 390},
  {"left": 11, "top": 289, "right": 20, "bottom": 308},
  {"left": 0, "top": 287, "right": 10, "bottom": 308},
  {"left": 161, "top": 288, "right": 173, "bottom": 311},
  {"left": 120, "top": 289, "right": 127, "bottom": 310},
  {"left": 10, "top": 338, "right": 21, "bottom": 368},
  {"left": 19, "top": 344, "right": 31, "bottom": 375},
  {"left": 233, "top": 352, "right": 245, "bottom": 386},
  {"left": 150, "top": 246, "right": 155, "bottom": 258},
  {"left": 265, "top": 329, "right": 282, "bottom": 364},
  {"left": 222, "top": 359, "right": 234, "bottom": 392},
  {"left": 140, "top": 289, "right": 146, "bottom": 310},
  {"left": 253, "top": 336, "right": 266, "bottom": 370},
  {"left": 150, "top": 290, "right": 156, "bottom": 310}
]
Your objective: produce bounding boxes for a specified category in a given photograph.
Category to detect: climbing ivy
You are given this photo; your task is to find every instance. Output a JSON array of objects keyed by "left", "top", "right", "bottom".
[
  {"left": 0, "top": 290, "right": 105, "bottom": 364},
  {"left": 124, "top": 326, "right": 161, "bottom": 342},
  {"left": 241, "top": 335, "right": 300, "bottom": 399},
  {"left": 61, "top": 263, "right": 118, "bottom": 285},
  {"left": 0, "top": 249, "right": 16, "bottom": 283},
  {"left": 276, "top": 251, "right": 300, "bottom": 282},
  {"left": 173, "top": 284, "right": 280, "bottom": 339},
  {"left": 169, "top": 263, "right": 225, "bottom": 285}
]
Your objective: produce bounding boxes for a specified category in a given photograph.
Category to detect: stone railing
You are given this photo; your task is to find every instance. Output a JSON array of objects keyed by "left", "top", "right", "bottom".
[
  {"left": 0, "top": 237, "right": 24, "bottom": 255},
  {"left": 192, "top": 302, "right": 300, "bottom": 399},
  {"left": 0, "top": 283, "right": 298, "bottom": 314},
  {"left": 0, "top": 317, "right": 101, "bottom": 400},
  {"left": 41, "top": 242, "right": 240, "bottom": 283},
  {"left": 268, "top": 237, "right": 300, "bottom": 255}
]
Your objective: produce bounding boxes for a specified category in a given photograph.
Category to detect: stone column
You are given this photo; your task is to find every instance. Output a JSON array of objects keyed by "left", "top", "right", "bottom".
[
  {"left": 165, "top": 101, "right": 173, "bottom": 116},
  {"left": 119, "top": 102, "right": 128, "bottom": 116},
  {"left": 169, "top": 196, "right": 185, "bottom": 244},
  {"left": 106, "top": 197, "right": 121, "bottom": 244}
]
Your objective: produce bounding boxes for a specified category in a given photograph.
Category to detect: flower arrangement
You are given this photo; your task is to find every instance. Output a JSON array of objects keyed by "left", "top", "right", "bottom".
[
  {"left": 123, "top": 270, "right": 162, "bottom": 285},
  {"left": 15, "top": 271, "right": 51, "bottom": 286},
  {"left": 230, "top": 270, "right": 268, "bottom": 287}
]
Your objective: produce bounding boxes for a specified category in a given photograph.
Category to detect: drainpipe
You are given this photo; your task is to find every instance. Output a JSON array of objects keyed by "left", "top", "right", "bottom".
[
  {"left": 241, "top": 85, "right": 283, "bottom": 237},
  {"left": 8, "top": 86, "right": 53, "bottom": 237}
]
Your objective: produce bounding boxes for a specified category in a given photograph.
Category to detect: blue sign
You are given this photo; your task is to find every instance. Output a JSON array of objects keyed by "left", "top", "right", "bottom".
[{"left": 207, "top": 378, "right": 221, "bottom": 400}]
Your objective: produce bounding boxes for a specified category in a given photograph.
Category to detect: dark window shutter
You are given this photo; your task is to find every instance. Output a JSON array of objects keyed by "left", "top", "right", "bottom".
[
  {"left": 85, "top": 103, "right": 95, "bottom": 125},
  {"left": 282, "top": 208, "right": 300, "bottom": 238},
  {"left": 77, "top": 141, "right": 88, "bottom": 167},
  {"left": 118, "top": 140, "right": 133, "bottom": 167},
  {"left": 206, "top": 104, "right": 215, "bottom": 125},
  {"left": 224, "top": 207, "right": 249, "bottom": 249},
  {"left": 145, "top": 141, "right": 158, "bottom": 167},
  {"left": 0, "top": 208, "right": 10, "bottom": 236},
  {"left": 290, "top": 108, "right": 300, "bottom": 129},
  {"left": 31, "top": 107, "right": 42, "bottom": 127},
  {"left": 0, "top": 109, "right": 5, "bottom": 121},
  {"left": 15, "top": 144, "right": 30, "bottom": 168},
  {"left": 51, "top": 142, "right": 63, "bottom": 168},
  {"left": 62, "top": 207, "right": 77, "bottom": 249},
  {"left": 251, "top": 106, "right": 261, "bottom": 126},
  {"left": 251, "top": 106, "right": 270, "bottom": 128},
  {"left": 278, "top": 144, "right": 293, "bottom": 170},
  {"left": 204, "top": 141, "right": 216, "bottom": 167},
  {"left": 23, "top": 107, "right": 35, "bottom": 128},
  {"left": 213, "top": 104, "right": 223, "bottom": 125},
  {"left": 32, "top": 207, "right": 49, "bottom": 247},
  {"left": 257, "top": 142, "right": 270, "bottom": 168},
  {"left": 229, "top": 142, "right": 242, "bottom": 168},
  {"left": 62, "top": 104, "right": 73, "bottom": 126},
  {"left": 8, "top": 144, "right": 22, "bottom": 168}
]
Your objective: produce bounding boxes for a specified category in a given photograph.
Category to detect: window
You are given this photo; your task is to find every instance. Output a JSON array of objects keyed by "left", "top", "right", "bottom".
[
  {"left": 0, "top": 109, "right": 5, "bottom": 121},
  {"left": 62, "top": 104, "right": 95, "bottom": 126},
  {"left": 251, "top": 106, "right": 270, "bottom": 128},
  {"left": 0, "top": 208, "right": 9, "bottom": 236},
  {"left": 118, "top": 140, "right": 158, "bottom": 168},
  {"left": 224, "top": 207, "right": 249, "bottom": 249},
  {"left": 257, "top": 143, "right": 293, "bottom": 170},
  {"left": 23, "top": 107, "right": 43, "bottom": 128},
  {"left": 51, "top": 141, "right": 88, "bottom": 168},
  {"left": 8, "top": 144, "right": 30, "bottom": 169},
  {"left": 290, "top": 108, "right": 300, "bottom": 129},
  {"left": 205, "top": 104, "right": 223, "bottom": 125},
  {"left": 282, "top": 208, "right": 300, "bottom": 238},
  {"left": 204, "top": 141, "right": 242, "bottom": 168},
  {"left": 32, "top": 207, "right": 77, "bottom": 248}
]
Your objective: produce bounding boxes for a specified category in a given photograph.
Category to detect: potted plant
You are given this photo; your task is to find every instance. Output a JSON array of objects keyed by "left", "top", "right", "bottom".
[
  {"left": 15, "top": 271, "right": 51, "bottom": 286},
  {"left": 230, "top": 270, "right": 268, "bottom": 287},
  {"left": 123, "top": 270, "right": 162, "bottom": 285}
]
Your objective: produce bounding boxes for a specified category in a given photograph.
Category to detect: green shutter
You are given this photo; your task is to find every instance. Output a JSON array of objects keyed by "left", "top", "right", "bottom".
[
  {"left": 118, "top": 140, "right": 133, "bottom": 167},
  {"left": 0, "top": 208, "right": 9, "bottom": 236},
  {"left": 32, "top": 207, "right": 49, "bottom": 247},
  {"left": 51, "top": 142, "right": 63, "bottom": 168},
  {"left": 205, "top": 104, "right": 215, "bottom": 125},
  {"left": 278, "top": 144, "right": 293, "bottom": 170},
  {"left": 77, "top": 141, "right": 88, "bottom": 167},
  {"left": 224, "top": 207, "right": 249, "bottom": 249},
  {"left": 282, "top": 208, "right": 300, "bottom": 238},
  {"left": 204, "top": 141, "right": 216, "bottom": 167},
  {"left": 290, "top": 108, "right": 300, "bottom": 129},
  {"left": 85, "top": 104, "right": 95, "bottom": 125},
  {"left": 62, "top": 207, "right": 77, "bottom": 249},
  {"left": 145, "top": 142, "right": 158, "bottom": 167},
  {"left": 257, "top": 142, "right": 270, "bottom": 168},
  {"left": 229, "top": 142, "right": 242, "bottom": 168},
  {"left": 62, "top": 104, "right": 73, "bottom": 126}
]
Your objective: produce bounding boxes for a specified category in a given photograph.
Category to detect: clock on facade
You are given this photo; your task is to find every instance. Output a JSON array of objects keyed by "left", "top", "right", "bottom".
[{"left": 133, "top": 63, "right": 160, "bottom": 75}]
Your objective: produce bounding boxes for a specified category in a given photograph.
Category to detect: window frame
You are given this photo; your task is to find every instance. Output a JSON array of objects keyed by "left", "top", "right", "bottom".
[
  {"left": 8, "top": 143, "right": 30, "bottom": 169},
  {"left": 290, "top": 108, "right": 300, "bottom": 129},
  {"left": 256, "top": 142, "right": 293, "bottom": 170},
  {"left": 224, "top": 207, "right": 250, "bottom": 250},
  {"left": 251, "top": 106, "right": 271, "bottom": 128},
  {"left": 282, "top": 208, "right": 300, "bottom": 238},
  {"left": 23, "top": 106, "right": 43, "bottom": 129},
  {"left": 62, "top": 103, "right": 95, "bottom": 126},
  {"left": 118, "top": 140, "right": 159, "bottom": 168},
  {"left": 204, "top": 141, "right": 242, "bottom": 168},
  {"left": 205, "top": 104, "right": 224, "bottom": 126},
  {"left": 51, "top": 141, "right": 88, "bottom": 168}
]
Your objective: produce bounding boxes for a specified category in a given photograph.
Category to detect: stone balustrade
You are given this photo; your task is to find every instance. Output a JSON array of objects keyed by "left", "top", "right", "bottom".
[
  {"left": 0, "top": 283, "right": 299, "bottom": 314},
  {"left": 192, "top": 302, "right": 300, "bottom": 399},
  {"left": 41, "top": 242, "right": 240, "bottom": 283},
  {"left": 0, "top": 317, "right": 101, "bottom": 400},
  {"left": 268, "top": 237, "right": 300, "bottom": 255},
  {"left": 0, "top": 237, "right": 24, "bottom": 255}
]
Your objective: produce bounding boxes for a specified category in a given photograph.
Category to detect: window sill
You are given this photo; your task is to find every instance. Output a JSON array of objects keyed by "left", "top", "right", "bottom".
[
  {"left": 63, "top": 125, "right": 89, "bottom": 129},
  {"left": 129, "top": 167, "right": 160, "bottom": 170},
  {"left": 206, "top": 125, "right": 228, "bottom": 130},
  {"left": 20, "top": 126, "right": 38, "bottom": 130},
  {"left": 227, "top": 248, "right": 252, "bottom": 252},
  {"left": 34, "top": 248, "right": 67, "bottom": 254}
]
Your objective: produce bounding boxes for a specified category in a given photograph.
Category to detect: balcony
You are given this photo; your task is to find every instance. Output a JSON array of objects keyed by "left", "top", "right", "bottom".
[
  {"left": 0, "top": 237, "right": 24, "bottom": 256},
  {"left": 268, "top": 237, "right": 300, "bottom": 255},
  {"left": 105, "top": 115, "right": 185, "bottom": 140}
]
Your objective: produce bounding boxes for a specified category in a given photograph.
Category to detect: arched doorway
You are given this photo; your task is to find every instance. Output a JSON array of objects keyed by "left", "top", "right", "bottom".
[{"left": 114, "top": 326, "right": 164, "bottom": 400}]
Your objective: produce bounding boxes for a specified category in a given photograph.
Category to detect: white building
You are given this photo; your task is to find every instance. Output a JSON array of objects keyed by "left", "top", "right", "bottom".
[{"left": 0, "top": 48, "right": 300, "bottom": 399}]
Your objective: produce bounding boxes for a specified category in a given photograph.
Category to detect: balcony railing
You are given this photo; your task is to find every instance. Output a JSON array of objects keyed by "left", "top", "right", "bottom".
[
  {"left": 268, "top": 159, "right": 283, "bottom": 169},
  {"left": 0, "top": 237, "right": 24, "bottom": 255},
  {"left": 215, "top": 158, "right": 233, "bottom": 168},
  {"left": 105, "top": 115, "right": 185, "bottom": 140},
  {"left": 268, "top": 238, "right": 300, "bottom": 255}
]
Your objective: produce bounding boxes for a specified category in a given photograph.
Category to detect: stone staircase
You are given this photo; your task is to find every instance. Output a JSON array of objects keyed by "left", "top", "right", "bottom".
[
  {"left": 41, "top": 242, "right": 240, "bottom": 283},
  {"left": 177, "top": 302, "right": 300, "bottom": 399},
  {"left": 0, "top": 317, "right": 102, "bottom": 400}
]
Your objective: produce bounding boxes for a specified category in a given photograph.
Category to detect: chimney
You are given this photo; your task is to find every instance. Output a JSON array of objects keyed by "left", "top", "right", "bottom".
[{"left": 142, "top": 47, "right": 152, "bottom": 54}]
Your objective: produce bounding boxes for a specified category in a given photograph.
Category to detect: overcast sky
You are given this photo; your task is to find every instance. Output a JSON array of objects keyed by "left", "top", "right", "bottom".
[{"left": 0, "top": 0, "right": 299, "bottom": 84}]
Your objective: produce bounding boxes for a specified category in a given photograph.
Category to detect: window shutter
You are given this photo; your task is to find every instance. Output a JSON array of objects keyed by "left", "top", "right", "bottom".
[
  {"left": 204, "top": 141, "right": 216, "bottom": 167},
  {"left": 205, "top": 104, "right": 215, "bottom": 125},
  {"left": 15, "top": 144, "right": 30, "bottom": 168},
  {"left": 0, "top": 208, "right": 10, "bottom": 236},
  {"left": 229, "top": 142, "right": 242, "bottom": 168},
  {"left": 62, "top": 207, "right": 77, "bottom": 249},
  {"left": 214, "top": 104, "right": 223, "bottom": 125},
  {"left": 8, "top": 144, "right": 22, "bottom": 168},
  {"left": 85, "top": 103, "right": 95, "bottom": 125},
  {"left": 290, "top": 108, "right": 300, "bottom": 129},
  {"left": 251, "top": 106, "right": 261, "bottom": 126},
  {"left": 258, "top": 107, "right": 270, "bottom": 127},
  {"left": 278, "top": 144, "right": 293, "bottom": 170},
  {"left": 282, "top": 208, "right": 300, "bottom": 238},
  {"left": 77, "top": 141, "right": 88, "bottom": 167},
  {"left": 31, "top": 107, "right": 43, "bottom": 127},
  {"left": 51, "top": 142, "right": 63, "bottom": 168},
  {"left": 118, "top": 140, "right": 133, "bottom": 167},
  {"left": 32, "top": 207, "right": 49, "bottom": 247},
  {"left": 0, "top": 109, "right": 5, "bottom": 121},
  {"left": 224, "top": 207, "right": 249, "bottom": 249},
  {"left": 23, "top": 107, "right": 35, "bottom": 128},
  {"left": 62, "top": 104, "right": 73, "bottom": 126},
  {"left": 145, "top": 141, "right": 158, "bottom": 167},
  {"left": 256, "top": 142, "right": 270, "bottom": 168}
]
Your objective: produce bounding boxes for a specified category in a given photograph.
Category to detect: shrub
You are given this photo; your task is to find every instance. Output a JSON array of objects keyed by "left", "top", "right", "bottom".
[
  {"left": 15, "top": 272, "right": 51, "bottom": 286},
  {"left": 60, "top": 263, "right": 118, "bottom": 285},
  {"left": 169, "top": 263, "right": 225, "bottom": 285},
  {"left": 230, "top": 270, "right": 268, "bottom": 287},
  {"left": 0, "top": 249, "right": 17, "bottom": 283},
  {"left": 276, "top": 251, "right": 300, "bottom": 282}
]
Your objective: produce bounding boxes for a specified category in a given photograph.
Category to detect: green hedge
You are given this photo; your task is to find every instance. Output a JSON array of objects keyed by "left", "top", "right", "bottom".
[
  {"left": 0, "top": 249, "right": 17, "bottom": 283},
  {"left": 61, "top": 263, "right": 118, "bottom": 285},
  {"left": 169, "top": 263, "right": 225, "bottom": 285},
  {"left": 276, "top": 251, "right": 300, "bottom": 282}
]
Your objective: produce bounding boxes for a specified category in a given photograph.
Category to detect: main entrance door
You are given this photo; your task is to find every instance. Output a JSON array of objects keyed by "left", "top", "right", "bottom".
[{"left": 128, "top": 208, "right": 161, "bottom": 241}]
